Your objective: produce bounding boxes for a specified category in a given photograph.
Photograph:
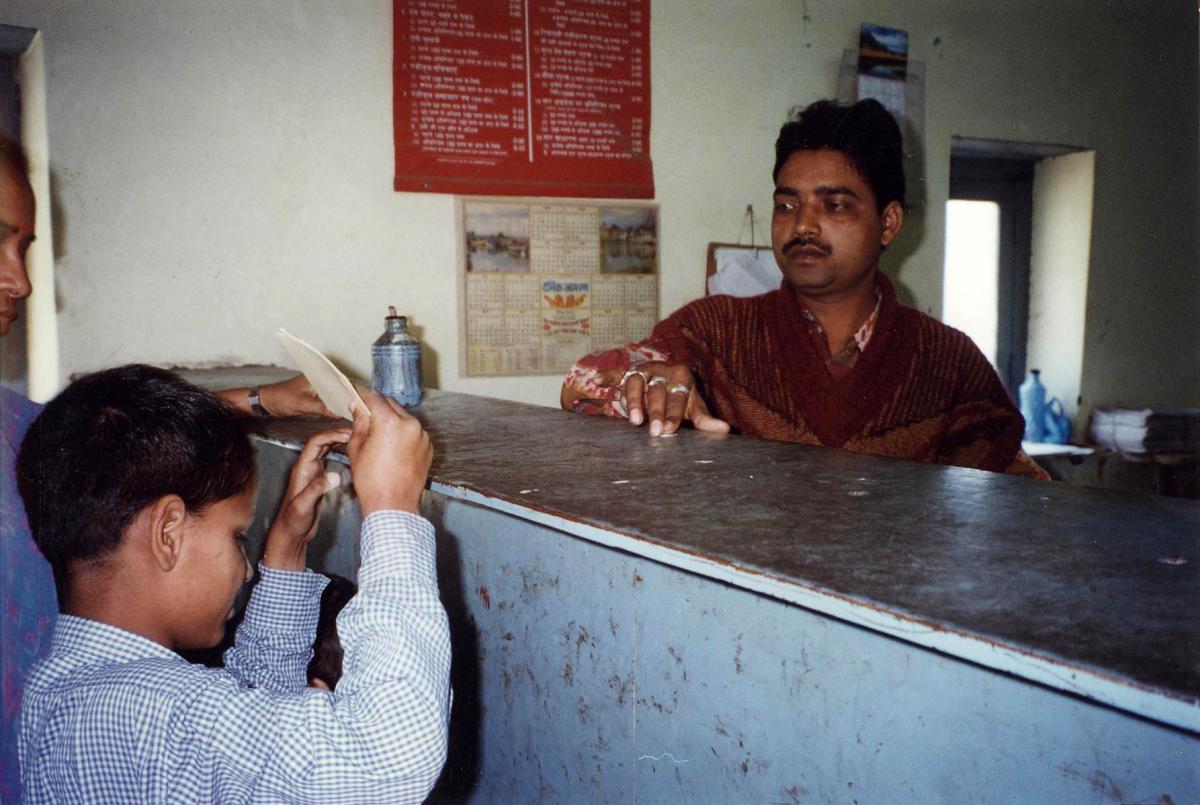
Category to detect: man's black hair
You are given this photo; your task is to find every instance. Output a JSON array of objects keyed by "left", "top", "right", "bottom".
[
  {"left": 1, "top": 135, "right": 31, "bottom": 181},
  {"left": 773, "top": 98, "right": 905, "bottom": 211},
  {"left": 16, "top": 364, "right": 256, "bottom": 578},
  {"left": 307, "top": 573, "right": 358, "bottom": 690}
]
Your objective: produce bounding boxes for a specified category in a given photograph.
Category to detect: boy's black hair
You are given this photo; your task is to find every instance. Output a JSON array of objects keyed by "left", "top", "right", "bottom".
[
  {"left": 16, "top": 364, "right": 256, "bottom": 576},
  {"left": 773, "top": 98, "right": 906, "bottom": 212},
  {"left": 307, "top": 573, "right": 358, "bottom": 690}
]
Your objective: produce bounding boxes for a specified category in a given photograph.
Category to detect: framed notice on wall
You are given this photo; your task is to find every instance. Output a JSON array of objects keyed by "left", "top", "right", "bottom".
[
  {"left": 459, "top": 199, "right": 658, "bottom": 377},
  {"left": 394, "top": 0, "right": 653, "bottom": 198}
]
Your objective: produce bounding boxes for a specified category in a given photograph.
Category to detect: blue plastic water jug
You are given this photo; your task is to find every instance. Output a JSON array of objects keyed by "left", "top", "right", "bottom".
[
  {"left": 1018, "top": 370, "right": 1046, "bottom": 442},
  {"left": 1042, "top": 397, "right": 1071, "bottom": 445}
]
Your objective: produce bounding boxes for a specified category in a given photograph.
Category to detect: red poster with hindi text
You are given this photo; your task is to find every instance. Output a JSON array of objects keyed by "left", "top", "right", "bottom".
[{"left": 394, "top": 0, "right": 653, "bottom": 198}]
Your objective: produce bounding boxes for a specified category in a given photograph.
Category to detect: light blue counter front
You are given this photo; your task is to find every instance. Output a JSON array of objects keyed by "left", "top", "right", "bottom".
[{"left": 249, "top": 391, "right": 1199, "bottom": 804}]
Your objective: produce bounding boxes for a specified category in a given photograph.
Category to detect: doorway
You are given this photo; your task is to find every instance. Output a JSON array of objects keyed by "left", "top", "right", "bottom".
[{"left": 943, "top": 138, "right": 1091, "bottom": 405}]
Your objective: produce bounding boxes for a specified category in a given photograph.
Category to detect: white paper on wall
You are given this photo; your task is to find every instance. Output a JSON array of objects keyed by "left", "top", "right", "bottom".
[{"left": 707, "top": 248, "right": 782, "bottom": 297}]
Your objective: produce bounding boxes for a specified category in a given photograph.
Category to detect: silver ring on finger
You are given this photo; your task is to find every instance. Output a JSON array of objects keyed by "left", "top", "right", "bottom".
[
  {"left": 647, "top": 375, "right": 669, "bottom": 387},
  {"left": 621, "top": 368, "right": 649, "bottom": 386},
  {"left": 667, "top": 382, "right": 691, "bottom": 396}
]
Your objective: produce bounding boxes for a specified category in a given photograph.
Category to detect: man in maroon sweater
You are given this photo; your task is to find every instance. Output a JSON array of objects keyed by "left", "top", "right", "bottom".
[{"left": 561, "top": 99, "right": 1042, "bottom": 476}]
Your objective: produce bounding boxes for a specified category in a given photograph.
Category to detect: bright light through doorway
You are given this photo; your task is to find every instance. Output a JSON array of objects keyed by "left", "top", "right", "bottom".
[{"left": 943, "top": 200, "right": 1000, "bottom": 368}]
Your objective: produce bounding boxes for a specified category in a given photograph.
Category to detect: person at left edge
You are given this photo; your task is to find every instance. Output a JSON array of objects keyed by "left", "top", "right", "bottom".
[{"left": 0, "top": 136, "right": 334, "bottom": 804}]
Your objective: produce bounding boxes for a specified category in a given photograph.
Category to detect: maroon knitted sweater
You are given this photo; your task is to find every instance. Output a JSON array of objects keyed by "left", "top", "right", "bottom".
[{"left": 651, "top": 274, "right": 1025, "bottom": 473}]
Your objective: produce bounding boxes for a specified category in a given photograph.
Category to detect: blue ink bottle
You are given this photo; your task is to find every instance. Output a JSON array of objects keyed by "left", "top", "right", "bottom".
[{"left": 371, "top": 306, "right": 422, "bottom": 407}]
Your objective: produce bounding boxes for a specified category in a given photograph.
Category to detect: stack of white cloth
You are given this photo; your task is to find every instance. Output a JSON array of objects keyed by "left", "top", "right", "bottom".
[{"left": 1090, "top": 408, "right": 1200, "bottom": 454}]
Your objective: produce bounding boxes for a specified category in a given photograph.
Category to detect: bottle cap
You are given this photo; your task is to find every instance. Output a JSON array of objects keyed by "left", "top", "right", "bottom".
[{"left": 385, "top": 306, "right": 407, "bottom": 326}]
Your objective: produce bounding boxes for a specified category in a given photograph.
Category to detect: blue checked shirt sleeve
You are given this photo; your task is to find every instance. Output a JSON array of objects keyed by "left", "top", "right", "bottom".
[
  {"left": 249, "top": 509, "right": 451, "bottom": 802},
  {"left": 223, "top": 567, "right": 328, "bottom": 693}
]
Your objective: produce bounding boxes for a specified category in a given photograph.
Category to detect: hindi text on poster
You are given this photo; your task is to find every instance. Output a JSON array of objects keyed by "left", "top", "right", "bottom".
[{"left": 394, "top": 0, "right": 653, "bottom": 198}]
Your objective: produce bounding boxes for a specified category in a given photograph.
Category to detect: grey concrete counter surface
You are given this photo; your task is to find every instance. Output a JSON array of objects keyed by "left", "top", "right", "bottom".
[{"left": 260, "top": 390, "right": 1199, "bottom": 733}]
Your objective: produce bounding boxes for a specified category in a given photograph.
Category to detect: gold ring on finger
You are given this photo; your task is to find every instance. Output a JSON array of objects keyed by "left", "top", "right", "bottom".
[{"left": 667, "top": 382, "right": 691, "bottom": 396}]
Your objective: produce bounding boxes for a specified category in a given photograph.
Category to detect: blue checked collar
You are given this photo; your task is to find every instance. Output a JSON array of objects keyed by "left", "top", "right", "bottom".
[{"left": 49, "top": 614, "right": 180, "bottom": 665}]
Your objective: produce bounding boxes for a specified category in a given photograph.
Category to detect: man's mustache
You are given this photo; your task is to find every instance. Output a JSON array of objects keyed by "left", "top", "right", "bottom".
[{"left": 782, "top": 235, "right": 832, "bottom": 255}]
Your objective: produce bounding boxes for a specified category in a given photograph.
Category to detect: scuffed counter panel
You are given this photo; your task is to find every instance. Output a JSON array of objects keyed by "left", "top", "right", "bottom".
[
  {"left": 252, "top": 436, "right": 1199, "bottom": 804},
  {"left": 426, "top": 495, "right": 1197, "bottom": 804},
  {"left": 257, "top": 390, "right": 1200, "bottom": 733}
]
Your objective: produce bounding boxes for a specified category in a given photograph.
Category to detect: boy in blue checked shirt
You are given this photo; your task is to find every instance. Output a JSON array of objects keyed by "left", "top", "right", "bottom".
[{"left": 15, "top": 364, "right": 450, "bottom": 804}]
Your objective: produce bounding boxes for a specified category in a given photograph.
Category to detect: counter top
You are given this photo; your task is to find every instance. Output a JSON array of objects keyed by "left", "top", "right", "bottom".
[{"left": 260, "top": 390, "right": 1200, "bottom": 732}]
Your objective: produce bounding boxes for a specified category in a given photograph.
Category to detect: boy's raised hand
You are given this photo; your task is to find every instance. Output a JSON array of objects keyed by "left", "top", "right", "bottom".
[
  {"left": 262, "top": 428, "right": 351, "bottom": 571},
  {"left": 346, "top": 388, "right": 432, "bottom": 517}
]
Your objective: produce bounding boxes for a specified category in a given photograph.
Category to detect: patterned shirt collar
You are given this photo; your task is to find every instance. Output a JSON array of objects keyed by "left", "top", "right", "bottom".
[
  {"left": 50, "top": 614, "right": 179, "bottom": 665},
  {"left": 853, "top": 291, "right": 883, "bottom": 352},
  {"left": 797, "top": 286, "right": 884, "bottom": 361}
]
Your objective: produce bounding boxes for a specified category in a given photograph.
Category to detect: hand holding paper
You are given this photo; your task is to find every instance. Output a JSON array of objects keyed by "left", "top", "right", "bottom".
[{"left": 275, "top": 328, "right": 367, "bottom": 420}]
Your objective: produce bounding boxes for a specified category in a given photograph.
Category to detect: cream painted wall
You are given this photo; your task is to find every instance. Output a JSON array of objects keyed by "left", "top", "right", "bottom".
[
  {"left": 2, "top": 0, "right": 1197, "bottom": 410},
  {"left": 1028, "top": 151, "right": 1094, "bottom": 422}
]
